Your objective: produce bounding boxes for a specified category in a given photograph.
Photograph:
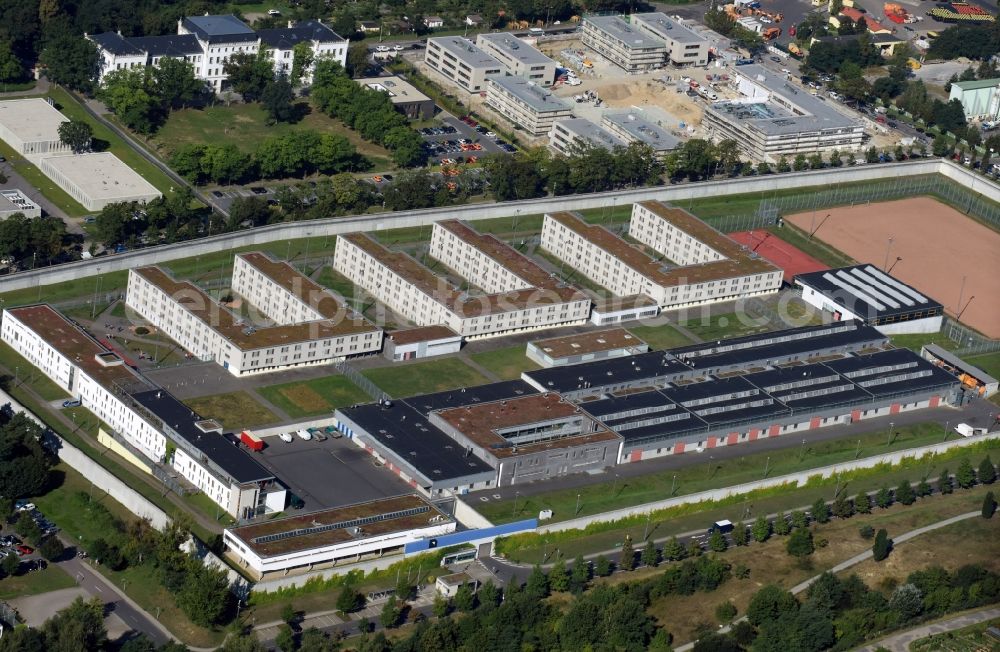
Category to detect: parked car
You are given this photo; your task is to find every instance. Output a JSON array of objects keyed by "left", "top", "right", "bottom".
[
  {"left": 278, "top": 432, "right": 294, "bottom": 443},
  {"left": 15, "top": 501, "right": 35, "bottom": 512},
  {"left": 61, "top": 399, "right": 81, "bottom": 408},
  {"left": 15, "top": 544, "right": 33, "bottom": 556},
  {"left": 296, "top": 429, "right": 312, "bottom": 441},
  {"left": 375, "top": 45, "right": 390, "bottom": 52}
]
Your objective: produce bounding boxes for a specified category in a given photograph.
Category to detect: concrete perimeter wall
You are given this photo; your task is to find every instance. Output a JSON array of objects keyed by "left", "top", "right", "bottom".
[
  {"left": 538, "top": 430, "right": 1000, "bottom": 534},
  {"left": 3, "top": 159, "right": 982, "bottom": 295},
  {"left": 0, "top": 387, "right": 171, "bottom": 530}
]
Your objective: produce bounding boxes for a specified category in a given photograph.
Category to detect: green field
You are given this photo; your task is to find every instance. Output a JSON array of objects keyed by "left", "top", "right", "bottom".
[
  {"left": 183, "top": 391, "right": 279, "bottom": 429},
  {"left": 679, "top": 312, "right": 773, "bottom": 342},
  {"left": 479, "top": 421, "right": 952, "bottom": 525},
  {"left": 0, "top": 138, "right": 88, "bottom": 216},
  {"left": 0, "top": 340, "right": 69, "bottom": 401},
  {"left": 0, "top": 565, "right": 76, "bottom": 600},
  {"left": 890, "top": 332, "right": 961, "bottom": 353},
  {"left": 150, "top": 102, "right": 392, "bottom": 171},
  {"left": 257, "top": 375, "right": 370, "bottom": 418},
  {"left": 965, "top": 352, "right": 1000, "bottom": 380},
  {"left": 362, "top": 357, "right": 490, "bottom": 398},
  {"left": 470, "top": 345, "right": 540, "bottom": 381},
  {"left": 628, "top": 324, "right": 696, "bottom": 350}
]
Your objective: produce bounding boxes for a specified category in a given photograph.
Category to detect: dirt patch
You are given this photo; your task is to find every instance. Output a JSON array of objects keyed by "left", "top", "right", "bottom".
[
  {"left": 786, "top": 197, "right": 1000, "bottom": 338},
  {"left": 279, "top": 384, "right": 329, "bottom": 413}
]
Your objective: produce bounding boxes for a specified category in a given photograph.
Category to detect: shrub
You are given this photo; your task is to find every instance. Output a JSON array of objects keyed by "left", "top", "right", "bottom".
[
  {"left": 859, "top": 524, "right": 875, "bottom": 540},
  {"left": 983, "top": 491, "right": 997, "bottom": 519},
  {"left": 715, "top": 601, "right": 738, "bottom": 623},
  {"left": 872, "top": 529, "right": 892, "bottom": 561},
  {"left": 787, "top": 528, "right": 815, "bottom": 558}
]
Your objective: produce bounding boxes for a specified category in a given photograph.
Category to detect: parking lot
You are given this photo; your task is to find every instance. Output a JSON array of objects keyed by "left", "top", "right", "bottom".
[
  {"left": 1, "top": 501, "right": 57, "bottom": 574},
  {"left": 254, "top": 434, "right": 412, "bottom": 512},
  {"left": 421, "top": 114, "right": 516, "bottom": 164}
]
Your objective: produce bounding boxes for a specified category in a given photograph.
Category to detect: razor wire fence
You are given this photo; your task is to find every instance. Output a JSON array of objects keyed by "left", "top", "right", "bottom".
[{"left": 944, "top": 318, "right": 1000, "bottom": 356}]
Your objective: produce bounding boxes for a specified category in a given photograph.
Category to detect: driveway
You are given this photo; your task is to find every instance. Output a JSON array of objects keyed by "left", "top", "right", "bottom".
[{"left": 855, "top": 606, "right": 1000, "bottom": 652}]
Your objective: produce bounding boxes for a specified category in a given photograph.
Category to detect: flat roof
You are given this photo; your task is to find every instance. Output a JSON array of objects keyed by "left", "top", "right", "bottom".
[
  {"left": 433, "top": 393, "right": 621, "bottom": 458},
  {"left": 337, "top": 402, "right": 495, "bottom": 482},
  {"left": 404, "top": 380, "right": 538, "bottom": 415},
  {"left": 592, "top": 294, "right": 659, "bottom": 312},
  {"left": 0, "top": 189, "right": 37, "bottom": 214},
  {"left": 602, "top": 112, "right": 681, "bottom": 151},
  {"left": 529, "top": 328, "right": 645, "bottom": 359},
  {"left": 953, "top": 78, "right": 1000, "bottom": 92},
  {"left": 133, "top": 266, "right": 379, "bottom": 351},
  {"left": 487, "top": 75, "right": 572, "bottom": 113},
  {"left": 226, "top": 494, "right": 452, "bottom": 557},
  {"left": 711, "top": 65, "right": 861, "bottom": 136},
  {"left": 5, "top": 305, "right": 136, "bottom": 388},
  {"left": 823, "top": 348, "right": 958, "bottom": 398},
  {"left": 428, "top": 36, "right": 502, "bottom": 69},
  {"left": 386, "top": 325, "right": 460, "bottom": 345},
  {"left": 524, "top": 350, "right": 691, "bottom": 393},
  {"left": 553, "top": 118, "right": 624, "bottom": 150},
  {"left": 356, "top": 76, "right": 430, "bottom": 103},
  {"left": 340, "top": 232, "right": 583, "bottom": 317},
  {"left": 547, "top": 202, "right": 780, "bottom": 287},
  {"left": 237, "top": 252, "right": 358, "bottom": 321},
  {"left": 0, "top": 99, "right": 67, "bottom": 144},
  {"left": 40, "top": 153, "right": 161, "bottom": 202},
  {"left": 584, "top": 15, "right": 667, "bottom": 50},
  {"left": 922, "top": 343, "right": 999, "bottom": 386},
  {"left": 631, "top": 13, "right": 707, "bottom": 44},
  {"left": 477, "top": 33, "right": 554, "bottom": 65},
  {"left": 794, "top": 264, "right": 943, "bottom": 321},
  {"left": 182, "top": 15, "right": 256, "bottom": 42},
  {"left": 130, "top": 389, "right": 274, "bottom": 484}
]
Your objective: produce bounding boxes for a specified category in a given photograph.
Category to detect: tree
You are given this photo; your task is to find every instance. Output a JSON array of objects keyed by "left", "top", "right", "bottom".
[
  {"left": 663, "top": 536, "right": 686, "bottom": 561},
  {"left": 99, "top": 68, "right": 163, "bottom": 134},
  {"left": 732, "top": 522, "right": 749, "bottom": 547},
  {"left": 177, "top": 561, "right": 232, "bottom": 627},
  {"left": 812, "top": 498, "right": 831, "bottom": 523},
  {"left": 38, "top": 536, "right": 64, "bottom": 561},
  {"left": 773, "top": 512, "right": 791, "bottom": 535},
  {"left": 938, "top": 468, "right": 954, "bottom": 494},
  {"left": 525, "top": 564, "right": 549, "bottom": 598},
  {"left": 709, "top": 528, "right": 728, "bottom": 552},
  {"left": 0, "top": 412, "right": 54, "bottom": 500},
  {"left": 956, "top": 459, "right": 976, "bottom": 489},
  {"left": 262, "top": 75, "right": 296, "bottom": 124},
  {"left": 57, "top": 119, "right": 92, "bottom": 154},
  {"left": 290, "top": 41, "right": 314, "bottom": 86},
  {"left": 594, "top": 555, "right": 612, "bottom": 577},
  {"left": 896, "top": 480, "right": 916, "bottom": 505},
  {"left": 777, "top": 155, "right": 791, "bottom": 173},
  {"left": 790, "top": 510, "right": 809, "bottom": 530},
  {"left": 39, "top": 35, "right": 99, "bottom": 93},
  {"left": 453, "top": 583, "right": 475, "bottom": 612},
  {"left": 832, "top": 494, "right": 854, "bottom": 519},
  {"left": 619, "top": 536, "right": 636, "bottom": 571},
  {"left": 1, "top": 550, "right": 19, "bottom": 577},
  {"left": 875, "top": 485, "right": 893, "bottom": 508},
  {"left": 978, "top": 456, "right": 996, "bottom": 485},
  {"left": 786, "top": 527, "right": 815, "bottom": 558},
  {"left": 0, "top": 40, "right": 23, "bottom": 82},
  {"left": 757, "top": 161, "right": 772, "bottom": 175},
  {"left": 752, "top": 515, "right": 772, "bottom": 542},
  {"left": 916, "top": 479, "right": 932, "bottom": 497},
  {"left": 346, "top": 42, "right": 370, "bottom": 78},
  {"left": 42, "top": 597, "right": 107, "bottom": 652},
  {"left": 747, "top": 584, "right": 798, "bottom": 627},
  {"left": 431, "top": 594, "right": 449, "bottom": 618},
  {"left": 224, "top": 50, "right": 274, "bottom": 101},
  {"left": 567, "top": 555, "right": 590, "bottom": 594},
  {"left": 932, "top": 134, "right": 953, "bottom": 158},
  {"left": 549, "top": 559, "right": 569, "bottom": 591},
  {"left": 336, "top": 586, "right": 363, "bottom": 613},
  {"left": 275, "top": 624, "right": 296, "bottom": 652},
  {"left": 641, "top": 541, "right": 660, "bottom": 568},
  {"left": 119, "top": 634, "right": 156, "bottom": 652},
  {"left": 716, "top": 601, "right": 737, "bottom": 623},
  {"left": 872, "top": 528, "right": 892, "bottom": 561},
  {"left": 152, "top": 56, "right": 203, "bottom": 110},
  {"left": 983, "top": 491, "right": 997, "bottom": 519},
  {"left": 866, "top": 147, "right": 880, "bottom": 164},
  {"left": 379, "top": 595, "right": 400, "bottom": 629}
]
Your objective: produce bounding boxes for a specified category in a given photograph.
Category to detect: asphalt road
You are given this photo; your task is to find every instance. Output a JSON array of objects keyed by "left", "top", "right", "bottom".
[
  {"left": 855, "top": 605, "right": 1000, "bottom": 652},
  {"left": 472, "top": 398, "right": 997, "bottom": 507}
]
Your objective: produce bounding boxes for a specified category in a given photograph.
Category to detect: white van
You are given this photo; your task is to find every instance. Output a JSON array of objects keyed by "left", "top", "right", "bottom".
[
  {"left": 528, "top": 27, "right": 544, "bottom": 35},
  {"left": 279, "top": 432, "right": 294, "bottom": 443},
  {"left": 296, "top": 429, "right": 313, "bottom": 441}
]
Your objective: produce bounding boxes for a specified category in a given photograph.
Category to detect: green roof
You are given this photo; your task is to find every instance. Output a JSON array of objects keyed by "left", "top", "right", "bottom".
[{"left": 953, "top": 78, "right": 1000, "bottom": 91}]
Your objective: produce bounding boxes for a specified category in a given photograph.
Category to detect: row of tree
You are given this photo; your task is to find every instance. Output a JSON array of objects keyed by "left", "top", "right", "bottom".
[
  {"left": 98, "top": 57, "right": 206, "bottom": 134},
  {"left": 0, "top": 213, "right": 72, "bottom": 270},
  {"left": 311, "top": 61, "right": 426, "bottom": 167}
]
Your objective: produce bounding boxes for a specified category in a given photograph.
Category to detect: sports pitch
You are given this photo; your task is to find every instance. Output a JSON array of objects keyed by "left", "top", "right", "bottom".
[{"left": 787, "top": 197, "right": 1000, "bottom": 338}]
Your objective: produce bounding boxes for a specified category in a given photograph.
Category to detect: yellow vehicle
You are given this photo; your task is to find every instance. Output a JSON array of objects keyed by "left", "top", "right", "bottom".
[{"left": 907, "top": 57, "right": 922, "bottom": 70}]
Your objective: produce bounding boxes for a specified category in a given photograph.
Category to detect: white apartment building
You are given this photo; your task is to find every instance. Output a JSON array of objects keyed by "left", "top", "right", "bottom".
[
  {"left": 703, "top": 65, "right": 865, "bottom": 161},
  {"left": 0, "top": 305, "right": 284, "bottom": 519},
  {"left": 601, "top": 112, "right": 681, "bottom": 159},
  {"left": 126, "top": 262, "right": 381, "bottom": 377},
  {"left": 485, "top": 75, "right": 572, "bottom": 136},
  {"left": 581, "top": 15, "right": 668, "bottom": 73},
  {"left": 540, "top": 201, "right": 783, "bottom": 309},
  {"left": 334, "top": 225, "right": 590, "bottom": 339},
  {"left": 424, "top": 37, "right": 502, "bottom": 92},
  {"left": 90, "top": 15, "right": 347, "bottom": 90},
  {"left": 631, "top": 13, "right": 710, "bottom": 66},
  {"left": 549, "top": 117, "right": 624, "bottom": 156},
  {"left": 475, "top": 33, "right": 557, "bottom": 86}
]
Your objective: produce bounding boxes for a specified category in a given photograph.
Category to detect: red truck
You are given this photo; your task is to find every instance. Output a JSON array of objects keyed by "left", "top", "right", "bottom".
[{"left": 240, "top": 430, "right": 265, "bottom": 452}]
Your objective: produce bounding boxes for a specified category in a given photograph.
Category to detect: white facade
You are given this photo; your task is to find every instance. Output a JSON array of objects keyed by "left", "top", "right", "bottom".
[
  {"left": 485, "top": 76, "right": 572, "bottom": 136},
  {"left": 798, "top": 284, "right": 943, "bottom": 334},
  {"left": 581, "top": 16, "right": 668, "bottom": 73},
  {"left": 475, "top": 33, "right": 557, "bottom": 86},
  {"left": 541, "top": 202, "right": 783, "bottom": 310},
  {"left": 37, "top": 152, "right": 161, "bottom": 211},
  {"left": 631, "top": 13, "right": 710, "bottom": 67},
  {"left": 0, "top": 190, "right": 41, "bottom": 219},
  {"left": 425, "top": 37, "right": 502, "bottom": 93},
  {"left": 0, "top": 306, "right": 274, "bottom": 518},
  {"left": 126, "top": 265, "right": 381, "bottom": 377},
  {"left": 0, "top": 99, "right": 72, "bottom": 156}
]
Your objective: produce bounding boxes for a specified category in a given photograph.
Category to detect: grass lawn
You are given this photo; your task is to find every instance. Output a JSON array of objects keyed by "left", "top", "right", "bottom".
[
  {"left": 679, "top": 311, "right": 773, "bottom": 342},
  {"left": 964, "top": 352, "right": 1000, "bottom": 380},
  {"left": 47, "top": 87, "right": 178, "bottom": 198},
  {"left": 150, "top": 102, "right": 392, "bottom": 171},
  {"left": 362, "top": 358, "right": 490, "bottom": 398},
  {"left": 183, "top": 391, "right": 279, "bottom": 430},
  {"left": 183, "top": 491, "right": 236, "bottom": 527},
  {"left": 0, "top": 340, "right": 69, "bottom": 401},
  {"left": 628, "top": 324, "right": 696, "bottom": 351},
  {"left": 256, "top": 375, "right": 370, "bottom": 419},
  {"left": 470, "top": 345, "right": 540, "bottom": 381},
  {"left": 0, "top": 270, "right": 129, "bottom": 309},
  {"left": 641, "top": 485, "right": 999, "bottom": 646},
  {"left": 481, "top": 421, "right": 957, "bottom": 526},
  {"left": 314, "top": 265, "right": 364, "bottom": 309},
  {"left": 0, "top": 565, "right": 76, "bottom": 600},
  {"left": 910, "top": 615, "right": 1000, "bottom": 652},
  {"left": 890, "top": 332, "right": 960, "bottom": 353}
]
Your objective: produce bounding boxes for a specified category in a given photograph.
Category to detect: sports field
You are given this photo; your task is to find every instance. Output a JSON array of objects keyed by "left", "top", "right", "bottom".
[
  {"left": 727, "top": 230, "right": 828, "bottom": 279},
  {"left": 787, "top": 197, "right": 1000, "bottom": 338}
]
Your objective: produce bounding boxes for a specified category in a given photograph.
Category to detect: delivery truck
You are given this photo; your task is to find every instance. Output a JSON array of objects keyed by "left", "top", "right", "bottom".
[
  {"left": 240, "top": 430, "right": 265, "bottom": 452},
  {"left": 955, "top": 423, "right": 986, "bottom": 437}
]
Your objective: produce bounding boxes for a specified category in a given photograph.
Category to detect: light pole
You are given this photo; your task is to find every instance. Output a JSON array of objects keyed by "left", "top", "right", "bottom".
[
  {"left": 670, "top": 473, "right": 677, "bottom": 496},
  {"left": 887, "top": 421, "right": 894, "bottom": 446},
  {"left": 91, "top": 267, "right": 102, "bottom": 319},
  {"left": 512, "top": 491, "right": 520, "bottom": 518},
  {"left": 763, "top": 456, "right": 770, "bottom": 479},
  {"left": 799, "top": 438, "right": 806, "bottom": 461},
  {"left": 575, "top": 493, "right": 581, "bottom": 516},
  {"left": 855, "top": 438, "right": 861, "bottom": 459},
  {"left": 882, "top": 236, "right": 894, "bottom": 271},
  {"left": 943, "top": 420, "right": 950, "bottom": 442},
  {"left": 643, "top": 512, "right": 652, "bottom": 541}
]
